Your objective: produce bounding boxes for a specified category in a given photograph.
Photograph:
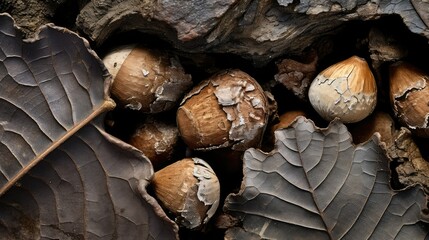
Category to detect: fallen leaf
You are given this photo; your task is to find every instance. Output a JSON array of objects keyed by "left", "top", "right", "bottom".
[
  {"left": 0, "top": 119, "right": 178, "bottom": 239},
  {"left": 0, "top": 13, "right": 114, "bottom": 195},
  {"left": 224, "top": 117, "right": 429, "bottom": 239},
  {"left": 0, "top": 14, "right": 179, "bottom": 239}
]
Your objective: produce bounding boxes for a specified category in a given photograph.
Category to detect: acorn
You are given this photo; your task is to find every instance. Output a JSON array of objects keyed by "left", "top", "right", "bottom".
[
  {"left": 389, "top": 61, "right": 429, "bottom": 137},
  {"left": 272, "top": 110, "right": 307, "bottom": 131},
  {"left": 103, "top": 44, "right": 192, "bottom": 113},
  {"left": 128, "top": 116, "right": 182, "bottom": 170},
  {"left": 152, "top": 158, "right": 220, "bottom": 229},
  {"left": 348, "top": 111, "right": 395, "bottom": 145},
  {"left": 308, "top": 56, "right": 377, "bottom": 123},
  {"left": 176, "top": 69, "right": 269, "bottom": 151}
]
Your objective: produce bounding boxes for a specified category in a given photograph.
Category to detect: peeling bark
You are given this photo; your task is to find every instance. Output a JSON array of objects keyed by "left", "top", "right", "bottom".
[{"left": 75, "top": 0, "right": 429, "bottom": 65}]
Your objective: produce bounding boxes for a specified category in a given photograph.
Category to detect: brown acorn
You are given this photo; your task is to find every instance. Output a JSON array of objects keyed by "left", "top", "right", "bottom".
[
  {"left": 389, "top": 61, "right": 429, "bottom": 137},
  {"left": 128, "top": 116, "right": 182, "bottom": 170},
  {"left": 308, "top": 56, "right": 377, "bottom": 123},
  {"left": 272, "top": 110, "right": 307, "bottom": 132},
  {"left": 176, "top": 69, "right": 269, "bottom": 151},
  {"left": 103, "top": 44, "right": 192, "bottom": 113},
  {"left": 152, "top": 158, "right": 220, "bottom": 229},
  {"left": 348, "top": 111, "right": 395, "bottom": 145}
]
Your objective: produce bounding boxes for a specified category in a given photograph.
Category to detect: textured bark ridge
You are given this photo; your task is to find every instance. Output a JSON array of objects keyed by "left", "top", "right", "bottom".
[{"left": 76, "top": 0, "right": 429, "bottom": 65}]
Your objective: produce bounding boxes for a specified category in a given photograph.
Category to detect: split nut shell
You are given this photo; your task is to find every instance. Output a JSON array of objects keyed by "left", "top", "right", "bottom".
[
  {"left": 177, "top": 69, "right": 269, "bottom": 151},
  {"left": 152, "top": 158, "right": 220, "bottom": 229},
  {"left": 389, "top": 62, "right": 429, "bottom": 137},
  {"left": 308, "top": 56, "right": 377, "bottom": 123},
  {"left": 103, "top": 44, "right": 192, "bottom": 113}
]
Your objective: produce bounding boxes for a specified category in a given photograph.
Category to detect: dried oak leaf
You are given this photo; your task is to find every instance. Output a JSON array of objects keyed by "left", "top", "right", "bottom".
[
  {"left": 0, "top": 119, "right": 178, "bottom": 239},
  {"left": 0, "top": 14, "right": 178, "bottom": 239},
  {"left": 224, "top": 117, "right": 429, "bottom": 239},
  {"left": 0, "top": 13, "right": 115, "bottom": 195}
]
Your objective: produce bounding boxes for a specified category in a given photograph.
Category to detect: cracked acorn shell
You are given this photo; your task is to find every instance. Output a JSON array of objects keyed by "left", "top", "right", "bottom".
[
  {"left": 103, "top": 44, "right": 192, "bottom": 113},
  {"left": 128, "top": 116, "right": 181, "bottom": 170},
  {"left": 389, "top": 61, "right": 429, "bottom": 137},
  {"left": 308, "top": 56, "right": 377, "bottom": 123},
  {"left": 152, "top": 158, "right": 220, "bottom": 229},
  {"left": 176, "top": 69, "right": 269, "bottom": 151}
]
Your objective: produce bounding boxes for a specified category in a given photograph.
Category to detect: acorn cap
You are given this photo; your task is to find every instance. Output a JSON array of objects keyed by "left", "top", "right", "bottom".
[
  {"left": 177, "top": 69, "right": 269, "bottom": 151},
  {"left": 152, "top": 158, "right": 220, "bottom": 229},
  {"left": 308, "top": 56, "right": 377, "bottom": 123},
  {"left": 389, "top": 61, "right": 429, "bottom": 137}
]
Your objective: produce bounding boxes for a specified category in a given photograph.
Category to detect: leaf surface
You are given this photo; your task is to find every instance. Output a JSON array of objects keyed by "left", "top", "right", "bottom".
[
  {"left": 0, "top": 14, "right": 178, "bottom": 239},
  {"left": 0, "top": 13, "right": 114, "bottom": 195},
  {"left": 411, "top": 0, "right": 429, "bottom": 29},
  {"left": 0, "top": 119, "right": 179, "bottom": 239},
  {"left": 224, "top": 117, "right": 429, "bottom": 239}
]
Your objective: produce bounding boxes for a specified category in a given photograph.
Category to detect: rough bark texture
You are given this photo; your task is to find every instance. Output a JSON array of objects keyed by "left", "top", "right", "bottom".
[
  {"left": 0, "top": 0, "right": 88, "bottom": 36},
  {"left": 75, "top": 0, "right": 429, "bottom": 65}
]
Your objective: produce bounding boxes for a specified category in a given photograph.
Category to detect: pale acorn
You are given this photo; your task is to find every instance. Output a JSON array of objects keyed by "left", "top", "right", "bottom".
[{"left": 308, "top": 56, "right": 377, "bottom": 123}]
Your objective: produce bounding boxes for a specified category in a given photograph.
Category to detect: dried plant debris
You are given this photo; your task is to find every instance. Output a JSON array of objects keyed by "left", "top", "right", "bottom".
[
  {"left": 392, "top": 128, "right": 429, "bottom": 191},
  {"left": 274, "top": 51, "right": 317, "bottom": 100},
  {"left": 224, "top": 117, "right": 429, "bottom": 239},
  {"left": 368, "top": 26, "right": 408, "bottom": 67},
  {"left": 0, "top": 13, "right": 114, "bottom": 195}
]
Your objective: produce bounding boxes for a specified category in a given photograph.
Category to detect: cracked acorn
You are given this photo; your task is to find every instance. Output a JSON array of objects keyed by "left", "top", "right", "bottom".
[
  {"left": 152, "top": 158, "right": 220, "bottom": 229},
  {"left": 308, "top": 56, "right": 377, "bottom": 123},
  {"left": 128, "top": 116, "right": 181, "bottom": 170},
  {"left": 176, "top": 69, "right": 270, "bottom": 151},
  {"left": 389, "top": 61, "right": 429, "bottom": 137},
  {"left": 103, "top": 44, "right": 192, "bottom": 113}
]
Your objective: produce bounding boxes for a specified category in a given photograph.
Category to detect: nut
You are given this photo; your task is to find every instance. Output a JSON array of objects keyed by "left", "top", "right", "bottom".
[
  {"left": 308, "top": 56, "right": 377, "bottom": 123},
  {"left": 348, "top": 111, "right": 395, "bottom": 145},
  {"left": 389, "top": 61, "right": 429, "bottom": 137},
  {"left": 177, "top": 69, "right": 269, "bottom": 151},
  {"left": 128, "top": 116, "right": 181, "bottom": 170},
  {"left": 152, "top": 158, "right": 220, "bottom": 229},
  {"left": 272, "top": 110, "right": 307, "bottom": 132},
  {"left": 103, "top": 44, "right": 192, "bottom": 113}
]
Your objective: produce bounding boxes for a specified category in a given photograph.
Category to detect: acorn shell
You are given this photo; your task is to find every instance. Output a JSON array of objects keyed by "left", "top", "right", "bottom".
[
  {"left": 389, "top": 61, "right": 429, "bottom": 137},
  {"left": 308, "top": 56, "right": 377, "bottom": 123},
  {"left": 177, "top": 69, "right": 269, "bottom": 151},
  {"left": 128, "top": 116, "right": 180, "bottom": 170},
  {"left": 103, "top": 44, "right": 192, "bottom": 113},
  {"left": 272, "top": 110, "right": 307, "bottom": 131},
  {"left": 152, "top": 158, "right": 220, "bottom": 229}
]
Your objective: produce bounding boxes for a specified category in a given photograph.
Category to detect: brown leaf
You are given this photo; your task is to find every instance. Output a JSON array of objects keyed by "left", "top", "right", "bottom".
[
  {"left": 224, "top": 117, "right": 429, "bottom": 239},
  {"left": 0, "top": 14, "right": 179, "bottom": 239},
  {"left": 0, "top": 13, "right": 114, "bottom": 195},
  {"left": 0, "top": 119, "right": 179, "bottom": 239}
]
